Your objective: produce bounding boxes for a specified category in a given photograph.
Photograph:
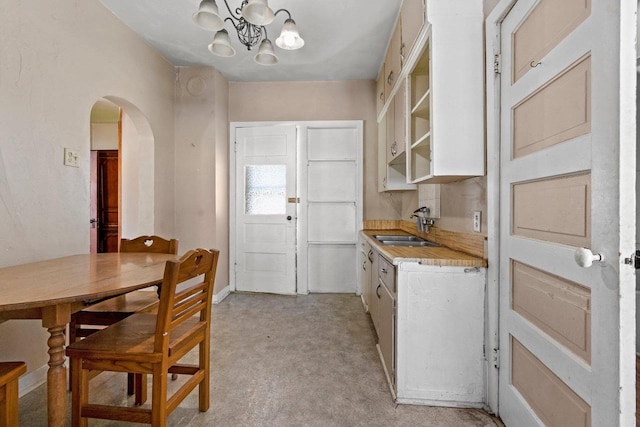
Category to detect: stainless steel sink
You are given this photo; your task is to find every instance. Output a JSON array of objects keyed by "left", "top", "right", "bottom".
[
  {"left": 373, "top": 235, "right": 423, "bottom": 242},
  {"left": 378, "top": 240, "right": 441, "bottom": 247},
  {"left": 373, "top": 235, "right": 440, "bottom": 247}
]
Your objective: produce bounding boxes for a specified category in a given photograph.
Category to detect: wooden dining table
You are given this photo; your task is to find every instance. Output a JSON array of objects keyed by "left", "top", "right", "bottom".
[{"left": 0, "top": 252, "right": 177, "bottom": 427}]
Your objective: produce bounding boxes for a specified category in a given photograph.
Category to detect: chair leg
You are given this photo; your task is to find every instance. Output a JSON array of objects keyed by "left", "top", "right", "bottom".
[
  {"left": 0, "top": 379, "right": 20, "bottom": 427},
  {"left": 68, "top": 317, "right": 77, "bottom": 391},
  {"left": 198, "top": 338, "right": 210, "bottom": 412},
  {"left": 151, "top": 364, "right": 168, "bottom": 427},
  {"left": 134, "top": 374, "right": 148, "bottom": 406},
  {"left": 70, "top": 358, "right": 89, "bottom": 427}
]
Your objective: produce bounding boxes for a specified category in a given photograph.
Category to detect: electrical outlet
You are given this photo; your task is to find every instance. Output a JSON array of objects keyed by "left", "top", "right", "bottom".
[
  {"left": 473, "top": 211, "right": 481, "bottom": 232},
  {"left": 64, "top": 148, "right": 79, "bottom": 167}
]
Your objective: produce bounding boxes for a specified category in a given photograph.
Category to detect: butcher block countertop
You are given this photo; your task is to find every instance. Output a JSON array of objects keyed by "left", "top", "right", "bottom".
[{"left": 362, "top": 220, "right": 487, "bottom": 268}]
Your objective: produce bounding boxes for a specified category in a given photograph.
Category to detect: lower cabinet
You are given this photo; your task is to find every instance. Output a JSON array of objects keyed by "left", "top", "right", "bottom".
[
  {"left": 395, "top": 262, "right": 485, "bottom": 407},
  {"left": 365, "top": 244, "right": 486, "bottom": 407},
  {"left": 377, "top": 279, "right": 395, "bottom": 390},
  {"left": 359, "top": 237, "right": 372, "bottom": 312}
]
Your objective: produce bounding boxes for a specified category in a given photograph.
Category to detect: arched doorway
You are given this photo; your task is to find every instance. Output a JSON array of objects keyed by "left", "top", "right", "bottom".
[{"left": 89, "top": 97, "right": 155, "bottom": 253}]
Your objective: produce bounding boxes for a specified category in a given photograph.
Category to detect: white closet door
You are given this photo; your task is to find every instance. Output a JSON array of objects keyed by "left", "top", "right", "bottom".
[
  {"left": 496, "top": 0, "right": 636, "bottom": 425},
  {"left": 298, "top": 123, "right": 363, "bottom": 293}
]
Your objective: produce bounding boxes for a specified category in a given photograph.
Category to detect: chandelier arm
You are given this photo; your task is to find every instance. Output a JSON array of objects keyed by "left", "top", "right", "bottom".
[
  {"left": 273, "top": 9, "right": 293, "bottom": 19},
  {"left": 224, "top": 16, "right": 240, "bottom": 31},
  {"left": 221, "top": 0, "right": 241, "bottom": 20}
]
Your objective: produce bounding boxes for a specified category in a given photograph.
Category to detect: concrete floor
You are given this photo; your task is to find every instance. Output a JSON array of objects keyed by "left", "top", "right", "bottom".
[{"left": 19, "top": 293, "right": 502, "bottom": 426}]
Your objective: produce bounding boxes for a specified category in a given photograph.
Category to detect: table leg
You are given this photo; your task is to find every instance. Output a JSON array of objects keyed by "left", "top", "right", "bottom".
[{"left": 42, "top": 305, "right": 70, "bottom": 427}]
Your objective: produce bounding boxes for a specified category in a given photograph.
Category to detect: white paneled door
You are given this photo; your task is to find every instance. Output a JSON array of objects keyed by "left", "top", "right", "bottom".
[
  {"left": 298, "top": 124, "right": 363, "bottom": 293},
  {"left": 496, "top": 0, "right": 635, "bottom": 425},
  {"left": 235, "top": 125, "right": 297, "bottom": 294}
]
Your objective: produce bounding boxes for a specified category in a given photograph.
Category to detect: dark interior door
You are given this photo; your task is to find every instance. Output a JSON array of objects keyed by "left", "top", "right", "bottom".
[{"left": 97, "top": 150, "right": 119, "bottom": 253}]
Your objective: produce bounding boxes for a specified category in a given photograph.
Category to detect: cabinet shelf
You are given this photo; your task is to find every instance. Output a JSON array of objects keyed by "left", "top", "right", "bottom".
[
  {"left": 411, "top": 89, "right": 430, "bottom": 116},
  {"left": 411, "top": 132, "right": 430, "bottom": 149},
  {"left": 410, "top": 144, "right": 431, "bottom": 180}
]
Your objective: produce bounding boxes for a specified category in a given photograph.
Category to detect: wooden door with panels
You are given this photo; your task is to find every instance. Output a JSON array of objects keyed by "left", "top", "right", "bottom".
[
  {"left": 97, "top": 150, "right": 119, "bottom": 253},
  {"left": 497, "top": 0, "right": 635, "bottom": 425}
]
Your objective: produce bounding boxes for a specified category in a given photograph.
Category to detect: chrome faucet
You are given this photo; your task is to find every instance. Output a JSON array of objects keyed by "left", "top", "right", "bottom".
[{"left": 410, "top": 206, "right": 435, "bottom": 233}]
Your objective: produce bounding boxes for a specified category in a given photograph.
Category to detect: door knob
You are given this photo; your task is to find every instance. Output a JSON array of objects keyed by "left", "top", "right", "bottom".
[
  {"left": 286, "top": 216, "right": 292, "bottom": 221},
  {"left": 574, "top": 247, "right": 604, "bottom": 268}
]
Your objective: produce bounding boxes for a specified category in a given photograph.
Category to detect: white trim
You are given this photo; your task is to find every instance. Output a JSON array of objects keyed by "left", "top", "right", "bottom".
[
  {"left": 485, "top": 0, "right": 517, "bottom": 416},
  {"left": 18, "top": 363, "right": 48, "bottom": 398},
  {"left": 212, "top": 285, "right": 231, "bottom": 304},
  {"left": 296, "top": 125, "right": 309, "bottom": 295}
]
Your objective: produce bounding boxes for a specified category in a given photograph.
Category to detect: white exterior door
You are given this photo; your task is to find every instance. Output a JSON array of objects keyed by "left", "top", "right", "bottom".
[
  {"left": 497, "top": 0, "right": 635, "bottom": 425},
  {"left": 234, "top": 125, "right": 297, "bottom": 294}
]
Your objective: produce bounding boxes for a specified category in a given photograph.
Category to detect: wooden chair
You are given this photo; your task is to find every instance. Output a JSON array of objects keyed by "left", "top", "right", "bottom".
[
  {"left": 69, "top": 235, "right": 178, "bottom": 401},
  {"left": 0, "top": 361, "right": 27, "bottom": 427},
  {"left": 66, "top": 248, "right": 219, "bottom": 426}
]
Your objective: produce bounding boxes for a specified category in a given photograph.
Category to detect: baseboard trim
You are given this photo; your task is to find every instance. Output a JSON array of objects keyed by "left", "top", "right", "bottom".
[
  {"left": 19, "top": 363, "right": 48, "bottom": 397},
  {"left": 213, "top": 285, "right": 231, "bottom": 304}
]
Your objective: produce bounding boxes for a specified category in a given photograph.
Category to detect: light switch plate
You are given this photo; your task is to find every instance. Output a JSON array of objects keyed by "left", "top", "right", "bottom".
[
  {"left": 64, "top": 148, "right": 79, "bottom": 167},
  {"left": 473, "top": 211, "right": 481, "bottom": 232}
]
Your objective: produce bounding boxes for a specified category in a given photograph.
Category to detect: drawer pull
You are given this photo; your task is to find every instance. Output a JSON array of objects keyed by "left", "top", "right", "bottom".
[{"left": 376, "top": 284, "right": 382, "bottom": 298}]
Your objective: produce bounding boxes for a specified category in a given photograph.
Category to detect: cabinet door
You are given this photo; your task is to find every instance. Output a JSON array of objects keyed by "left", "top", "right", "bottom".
[
  {"left": 386, "top": 97, "right": 395, "bottom": 164},
  {"left": 360, "top": 244, "right": 372, "bottom": 310},
  {"left": 377, "top": 120, "right": 387, "bottom": 192},
  {"left": 378, "top": 281, "right": 395, "bottom": 387},
  {"left": 384, "top": 22, "right": 402, "bottom": 101},
  {"left": 400, "top": 0, "right": 425, "bottom": 62},
  {"left": 393, "top": 81, "right": 406, "bottom": 161},
  {"left": 369, "top": 257, "right": 381, "bottom": 335},
  {"left": 376, "top": 65, "right": 386, "bottom": 118}
]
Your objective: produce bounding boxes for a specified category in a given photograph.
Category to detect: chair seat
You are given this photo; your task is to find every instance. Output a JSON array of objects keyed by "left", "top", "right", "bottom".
[
  {"left": 0, "top": 362, "right": 26, "bottom": 387},
  {"left": 67, "top": 313, "right": 206, "bottom": 364},
  {"left": 0, "top": 361, "right": 26, "bottom": 427}
]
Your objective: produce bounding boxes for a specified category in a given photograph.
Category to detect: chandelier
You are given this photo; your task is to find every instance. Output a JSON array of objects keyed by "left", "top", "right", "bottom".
[{"left": 192, "top": 0, "right": 305, "bottom": 66}]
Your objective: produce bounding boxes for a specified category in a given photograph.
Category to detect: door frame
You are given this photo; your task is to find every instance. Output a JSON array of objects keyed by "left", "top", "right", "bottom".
[
  {"left": 486, "top": 0, "right": 637, "bottom": 421},
  {"left": 229, "top": 121, "right": 364, "bottom": 295}
]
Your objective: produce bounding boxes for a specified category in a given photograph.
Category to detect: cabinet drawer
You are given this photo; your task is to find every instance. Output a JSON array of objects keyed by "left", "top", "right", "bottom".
[{"left": 378, "top": 255, "right": 396, "bottom": 293}]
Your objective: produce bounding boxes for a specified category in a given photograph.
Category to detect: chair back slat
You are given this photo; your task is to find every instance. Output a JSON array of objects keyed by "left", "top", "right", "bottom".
[
  {"left": 171, "top": 283, "right": 208, "bottom": 325},
  {"left": 121, "top": 235, "right": 179, "bottom": 254},
  {"left": 154, "top": 249, "right": 219, "bottom": 353}
]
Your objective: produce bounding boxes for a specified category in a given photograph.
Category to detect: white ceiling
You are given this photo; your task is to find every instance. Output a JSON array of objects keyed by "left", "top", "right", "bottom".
[{"left": 99, "top": 0, "right": 402, "bottom": 82}]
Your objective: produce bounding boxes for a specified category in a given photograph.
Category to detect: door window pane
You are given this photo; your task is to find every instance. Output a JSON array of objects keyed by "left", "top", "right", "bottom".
[{"left": 245, "top": 165, "right": 286, "bottom": 215}]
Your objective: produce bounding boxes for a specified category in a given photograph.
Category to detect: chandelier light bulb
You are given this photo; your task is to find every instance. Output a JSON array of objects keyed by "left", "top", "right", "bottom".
[
  {"left": 192, "top": 0, "right": 224, "bottom": 31},
  {"left": 275, "top": 18, "right": 304, "bottom": 50},
  {"left": 254, "top": 39, "right": 279, "bottom": 65},
  {"left": 208, "top": 29, "right": 236, "bottom": 57},
  {"left": 242, "top": 0, "right": 275, "bottom": 26}
]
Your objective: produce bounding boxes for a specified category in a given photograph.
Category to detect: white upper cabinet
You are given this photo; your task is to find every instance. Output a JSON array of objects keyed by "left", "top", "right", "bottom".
[
  {"left": 377, "top": 0, "right": 485, "bottom": 187},
  {"left": 409, "top": 1, "right": 484, "bottom": 183},
  {"left": 400, "top": 0, "right": 426, "bottom": 64}
]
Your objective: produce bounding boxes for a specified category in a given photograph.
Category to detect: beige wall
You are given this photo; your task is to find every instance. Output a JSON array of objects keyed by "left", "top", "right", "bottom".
[
  {"left": 0, "top": 0, "right": 176, "bottom": 382},
  {"left": 174, "top": 67, "right": 230, "bottom": 292},
  {"left": 402, "top": 178, "right": 488, "bottom": 235},
  {"left": 229, "top": 80, "right": 402, "bottom": 220}
]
